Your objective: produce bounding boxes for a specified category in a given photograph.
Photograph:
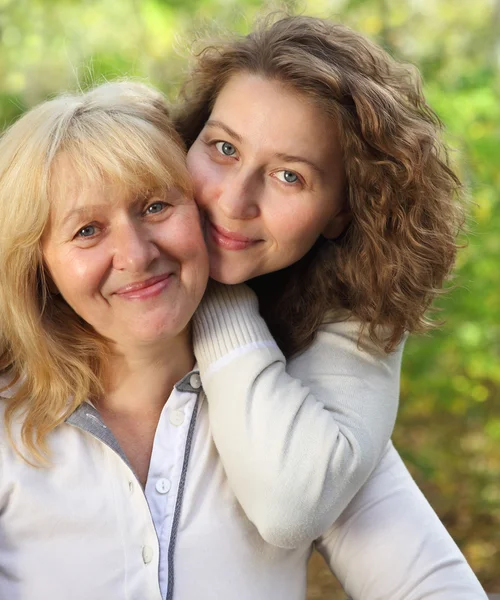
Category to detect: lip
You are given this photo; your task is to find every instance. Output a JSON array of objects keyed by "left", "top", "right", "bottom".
[
  {"left": 209, "top": 221, "right": 260, "bottom": 251},
  {"left": 114, "top": 273, "right": 173, "bottom": 300}
]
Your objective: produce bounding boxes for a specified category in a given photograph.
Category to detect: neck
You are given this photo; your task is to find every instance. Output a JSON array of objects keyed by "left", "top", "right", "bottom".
[{"left": 98, "top": 329, "right": 194, "bottom": 417}]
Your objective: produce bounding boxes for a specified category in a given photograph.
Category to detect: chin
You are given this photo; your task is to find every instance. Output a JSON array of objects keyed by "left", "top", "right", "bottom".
[
  {"left": 132, "top": 313, "right": 192, "bottom": 344},
  {"left": 209, "top": 265, "right": 249, "bottom": 285}
]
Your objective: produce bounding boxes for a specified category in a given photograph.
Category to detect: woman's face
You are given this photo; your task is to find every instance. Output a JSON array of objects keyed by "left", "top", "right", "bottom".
[
  {"left": 42, "top": 157, "right": 209, "bottom": 352},
  {"left": 186, "top": 73, "right": 349, "bottom": 284}
]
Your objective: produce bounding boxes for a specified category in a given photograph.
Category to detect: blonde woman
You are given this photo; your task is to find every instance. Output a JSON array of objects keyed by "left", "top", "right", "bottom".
[{"left": 0, "top": 80, "right": 486, "bottom": 599}]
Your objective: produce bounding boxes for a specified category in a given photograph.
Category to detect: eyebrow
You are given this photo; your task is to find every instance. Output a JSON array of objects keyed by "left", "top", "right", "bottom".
[
  {"left": 205, "top": 119, "right": 325, "bottom": 178},
  {"left": 204, "top": 120, "right": 243, "bottom": 143},
  {"left": 60, "top": 204, "right": 109, "bottom": 225},
  {"left": 274, "top": 152, "right": 325, "bottom": 178}
]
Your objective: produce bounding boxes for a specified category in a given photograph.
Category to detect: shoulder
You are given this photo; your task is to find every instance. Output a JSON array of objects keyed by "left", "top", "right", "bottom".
[
  {"left": 288, "top": 317, "right": 406, "bottom": 383},
  {"left": 320, "top": 318, "right": 406, "bottom": 357}
]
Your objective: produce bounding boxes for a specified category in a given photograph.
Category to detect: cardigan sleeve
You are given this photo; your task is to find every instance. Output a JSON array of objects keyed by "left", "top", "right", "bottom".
[
  {"left": 315, "top": 442, "right": 488, "bottom": 599},
  {"left": 192, "top": 282, "right": 404, "bottom": 548}
]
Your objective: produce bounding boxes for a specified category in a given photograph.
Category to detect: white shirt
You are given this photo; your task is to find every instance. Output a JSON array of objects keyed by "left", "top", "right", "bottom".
[{"left": 0, "top": 372, "right": 487, "bottom": 600}]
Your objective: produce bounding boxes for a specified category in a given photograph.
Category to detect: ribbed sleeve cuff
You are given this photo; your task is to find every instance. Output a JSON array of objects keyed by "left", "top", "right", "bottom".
[{"left": 192, "top": 282, "right": 276, "bottom": 374}]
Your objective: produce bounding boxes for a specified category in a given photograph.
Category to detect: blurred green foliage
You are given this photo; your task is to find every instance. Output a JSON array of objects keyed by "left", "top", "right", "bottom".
[{"left": 0, "top": 0, "right": 498, "bottom": 593}]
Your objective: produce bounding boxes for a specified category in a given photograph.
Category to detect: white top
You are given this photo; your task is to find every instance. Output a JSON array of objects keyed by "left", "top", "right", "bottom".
[
  {"left": 0, "top": 371, "right": 486, "bottom": 599},
  {"left": 193, "top": 282, "right": 404, "bottom": 546}
]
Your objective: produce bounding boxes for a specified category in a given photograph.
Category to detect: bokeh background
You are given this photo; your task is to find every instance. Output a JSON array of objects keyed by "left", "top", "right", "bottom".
[{"left": 0, "top": 0, "right": 498, "bottom": 596}]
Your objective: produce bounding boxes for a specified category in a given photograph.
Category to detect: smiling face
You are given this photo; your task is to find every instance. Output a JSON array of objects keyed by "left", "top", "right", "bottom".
[
  {"left": 186, "top": 73, "right": 349, "bottom": 284},
  {"left": 42, "top": 157, "right": 209, "bottom": 354}
]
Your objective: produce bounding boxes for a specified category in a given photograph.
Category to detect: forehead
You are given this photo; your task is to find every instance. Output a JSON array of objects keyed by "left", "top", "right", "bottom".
[
  {"left": 49, "top": 154, "right": 127, "bottom": 212},
  {"left": 211, "top": 73, "right": 341, "bottom": 161},
  {"left": 47, "top": 116, "right": 192, "bottom": 215},
  {"left": 48, "top": 147, "right": 187, "bottom": 210}
]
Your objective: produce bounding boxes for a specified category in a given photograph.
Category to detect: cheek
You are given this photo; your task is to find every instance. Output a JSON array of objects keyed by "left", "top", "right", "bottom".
[
  {"left": 171, "top": 211, "right": 209, "bottom": 269},
  {"left": 51, "top": 251, "right": 107, "bottom": 301},
  {"left": 269, "top": 205, "right": 323, "bottom": 246},
  {"left": 185, "top": 228, "right": 208, "bottom": 263},
  {"left": 187, "top": 155, "right": 220, "bottom": 212}
]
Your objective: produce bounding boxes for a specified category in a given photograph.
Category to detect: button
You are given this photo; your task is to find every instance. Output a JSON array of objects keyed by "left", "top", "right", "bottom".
[
  {"left": 128, "top": 481, "right": 134, "bottom": 493},
  {"left": 189, "top": 373, "right": 202, "bottom": 389},
  {"left": 155, "top": 478, "right": 171, "bottom": 494},
  {"left": 169, "top": 409, "right": 185, "bottom": 426},
  {"left": 142, "top": 545, "right": 154, "bottom": 564}
]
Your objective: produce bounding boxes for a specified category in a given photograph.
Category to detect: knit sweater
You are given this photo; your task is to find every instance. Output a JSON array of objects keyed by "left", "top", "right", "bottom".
[{"left": 193, "top": 282, "right": 404, "bottom": 547}]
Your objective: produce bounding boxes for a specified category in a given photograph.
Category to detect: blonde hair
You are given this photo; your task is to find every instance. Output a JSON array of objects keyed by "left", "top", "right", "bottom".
[
  {"left": 175, "top": 15, "right": 464, "bottom": 356},
  {"left": 0, "top": 80, "right": 190, "bottom": 462}
]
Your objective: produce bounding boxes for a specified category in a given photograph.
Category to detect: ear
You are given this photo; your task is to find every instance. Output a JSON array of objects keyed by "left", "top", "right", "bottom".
[{"left": 322, "top": 204, "right": 352, "bottom": 239}]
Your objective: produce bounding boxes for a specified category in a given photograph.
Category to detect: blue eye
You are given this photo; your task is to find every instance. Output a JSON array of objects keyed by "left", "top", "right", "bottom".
[
  {"left": 77, "top": 225, "right": 96, "bottom": 238},
  {"left": 275, "top": 170, "right": 300, "bottom": 184},
  {"left": 146, "top": 201, "right": 166, "bottom": 214},
  {"left": 215, "top": 141, "right": 237, "bottom": 157}
]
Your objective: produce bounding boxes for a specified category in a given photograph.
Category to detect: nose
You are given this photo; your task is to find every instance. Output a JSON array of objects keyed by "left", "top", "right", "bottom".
[
  {"left": 217, "top": 171, "right": 260, "bottom": 220},
  {"left": 111, "top": 220, "right": 160, "bottom": 272}
]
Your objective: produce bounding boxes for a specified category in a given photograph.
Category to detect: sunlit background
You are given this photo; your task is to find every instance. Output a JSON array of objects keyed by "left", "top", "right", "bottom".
[{"left": 1, "top": 0, "right": 498, "bottom": 596}]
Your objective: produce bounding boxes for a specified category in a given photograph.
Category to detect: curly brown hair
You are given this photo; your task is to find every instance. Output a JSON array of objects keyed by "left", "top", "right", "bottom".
[{"left": 174, "top": 14, "right": 464, "bottom": 356}]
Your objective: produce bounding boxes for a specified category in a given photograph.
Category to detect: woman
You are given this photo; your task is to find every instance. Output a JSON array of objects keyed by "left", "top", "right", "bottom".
[
  {"left": 172, "top": 16, "right": 485, "bottom": 597},
  {"left": 0, "top": 86, "right": 485, "bottom": 600},
  {"left": 0, "top": 80, "right": 216, "bottom": 599},
  {"left": 172, "top": 13, "right": 466, "bottom": 547}
]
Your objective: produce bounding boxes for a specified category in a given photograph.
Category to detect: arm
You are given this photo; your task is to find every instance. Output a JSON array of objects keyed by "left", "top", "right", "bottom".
[
  {"left": 315, "top": 442, "right": 488, "bottom": 599},
  {"left": 193, "top": 283, "right": 404, "bottom": 548}
]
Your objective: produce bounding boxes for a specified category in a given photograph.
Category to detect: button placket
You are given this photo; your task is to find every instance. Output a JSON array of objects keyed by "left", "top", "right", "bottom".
[{"left": 144, "top": 388, "right": 199, "bottom": 599}]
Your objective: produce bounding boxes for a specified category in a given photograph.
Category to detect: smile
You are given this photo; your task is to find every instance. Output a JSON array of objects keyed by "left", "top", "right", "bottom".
[
  {"left": 114, "top": 273, "right": 173, "bottom": 300},
  {"left": 209, "top": 221, "right": 261, "bottom": 251}
]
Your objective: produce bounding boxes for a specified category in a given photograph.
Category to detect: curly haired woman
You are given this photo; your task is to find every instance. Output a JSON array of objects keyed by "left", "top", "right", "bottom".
[{"left": 173, "top": 14, "right": 485, "bottom": 596}]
